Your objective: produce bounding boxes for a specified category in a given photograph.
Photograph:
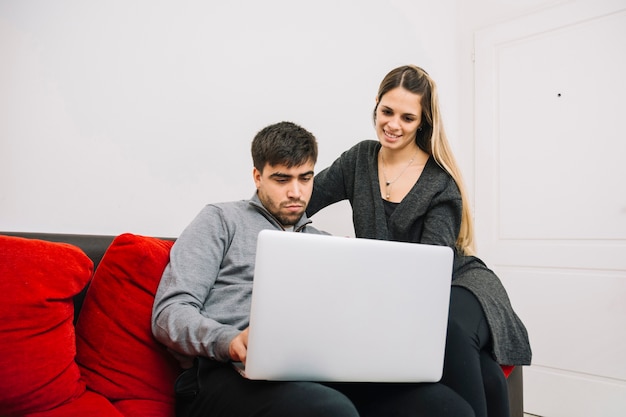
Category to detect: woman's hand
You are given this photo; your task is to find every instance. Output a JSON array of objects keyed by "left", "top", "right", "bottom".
[{"left": 228, "top": 327, "right": 249, "bottom": 364}]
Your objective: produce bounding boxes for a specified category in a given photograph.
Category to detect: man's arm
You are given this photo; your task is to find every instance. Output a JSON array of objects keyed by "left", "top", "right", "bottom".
[{"left": 151, "top": 205, "right": 242, "bottom": 363}]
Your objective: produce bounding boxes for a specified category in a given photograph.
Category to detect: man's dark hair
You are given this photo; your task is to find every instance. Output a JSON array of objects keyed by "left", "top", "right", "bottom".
[{"left": 251, "top": 121, "right": 318, "bottom": 172}]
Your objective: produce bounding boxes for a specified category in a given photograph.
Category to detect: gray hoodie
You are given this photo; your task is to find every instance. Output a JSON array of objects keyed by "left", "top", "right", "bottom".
[{"left": 152, "top": 193, "right": 328, "bottom": 366}]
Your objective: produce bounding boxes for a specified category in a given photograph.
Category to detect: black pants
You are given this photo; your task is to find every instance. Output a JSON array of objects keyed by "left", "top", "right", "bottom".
[
  {"left": 175, "top": 359, "right": 475, "bottom": 417},
  {"left": 442, "top": 287, "right": 510, "bottom": 417}
]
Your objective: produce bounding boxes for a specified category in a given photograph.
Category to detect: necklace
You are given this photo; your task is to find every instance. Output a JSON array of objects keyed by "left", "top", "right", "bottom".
[{"left": 380, "top": 149, "right": 419, "bottom": 200}]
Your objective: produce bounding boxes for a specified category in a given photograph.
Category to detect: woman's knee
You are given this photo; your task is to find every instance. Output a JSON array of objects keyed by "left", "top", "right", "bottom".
[
  {"left": 480, "top": 352, "right": 509, "bottom": 398},
  {"left": 405, "top": 383, "right": 476, "bottom": 417},
  {"left": 447, "top": 287, "right": 490, "bottom": 351}
]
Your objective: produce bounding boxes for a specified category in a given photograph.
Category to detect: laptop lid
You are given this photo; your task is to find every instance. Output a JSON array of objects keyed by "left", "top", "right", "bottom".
[{"left": 243, "top": 229, "right": 453, "bottom": 382}]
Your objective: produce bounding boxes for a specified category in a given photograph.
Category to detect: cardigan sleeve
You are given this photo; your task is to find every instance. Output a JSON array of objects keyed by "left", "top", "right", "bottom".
[
  {"left": 307, "top": 159, "right": 348, "bottom": 217},
  {"left": 308, "top": 142, "right": 370, "bottom": 217},
  {"left": 419, "top": 178, "right": 463, "bottom": 248}
]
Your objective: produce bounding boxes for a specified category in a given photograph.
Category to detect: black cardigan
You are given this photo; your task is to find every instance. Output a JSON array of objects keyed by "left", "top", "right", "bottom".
[{"left": 308, "top": 140, "right": 531, "bottom": 365}]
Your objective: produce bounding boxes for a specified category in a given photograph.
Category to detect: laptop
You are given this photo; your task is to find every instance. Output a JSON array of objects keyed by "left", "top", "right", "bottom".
[{"left": 240, "top": 229, "right": 453, "bottom": 383}]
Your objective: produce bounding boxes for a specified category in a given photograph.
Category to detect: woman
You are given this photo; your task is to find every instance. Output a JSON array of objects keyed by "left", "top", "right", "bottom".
[{"left": 307, "top": 65, "right": 531, "bottom": 417}]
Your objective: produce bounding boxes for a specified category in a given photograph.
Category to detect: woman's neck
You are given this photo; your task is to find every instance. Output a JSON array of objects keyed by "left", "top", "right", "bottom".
[{"left": 379, "top": 144, "right": 428, "bottom": 165}]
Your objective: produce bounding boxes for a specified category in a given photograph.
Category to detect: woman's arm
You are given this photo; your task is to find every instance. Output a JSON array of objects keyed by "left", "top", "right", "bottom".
[
  {"left": 307, "top": 152, "right": 350, "bottom": 217},
  {"left": 420, "top": 194, "right": 462, "bottom": 248}
]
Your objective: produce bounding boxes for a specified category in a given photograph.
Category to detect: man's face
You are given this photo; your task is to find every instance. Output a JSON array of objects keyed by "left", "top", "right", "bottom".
[{"left": 254, "top": 160, "right": 315, "bottom": 228}]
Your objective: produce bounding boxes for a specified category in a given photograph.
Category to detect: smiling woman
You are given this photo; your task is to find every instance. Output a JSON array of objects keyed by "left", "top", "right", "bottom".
[{"left": 306, "top": 64, "right": 532, "bottom": 417}]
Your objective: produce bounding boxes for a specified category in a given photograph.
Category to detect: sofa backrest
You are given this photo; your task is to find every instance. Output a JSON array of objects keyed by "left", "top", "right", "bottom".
[{"left": 0, "top": 232, "right": 174, "bottom": 322}]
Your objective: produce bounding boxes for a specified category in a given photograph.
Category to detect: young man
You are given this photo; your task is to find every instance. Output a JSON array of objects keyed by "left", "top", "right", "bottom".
[{"left": 151, "top": 121, "right": 473, "bottom": 417}]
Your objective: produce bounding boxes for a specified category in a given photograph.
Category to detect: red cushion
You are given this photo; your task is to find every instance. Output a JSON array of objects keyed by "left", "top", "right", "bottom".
[
  {"left": 23, "top": 390, "right": 124, "bottom": 417},
  {"left": 0, "top": 235, "right": 93, "bottom": 416},
  {"left": 114, "top": 399, "right": 175, "bottom": 417},
  {"left": 75, "top": 233, "right": 180, "bottom": 417}
]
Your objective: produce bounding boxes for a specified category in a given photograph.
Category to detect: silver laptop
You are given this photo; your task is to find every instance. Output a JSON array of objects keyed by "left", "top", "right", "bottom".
[{"left": 241, "top": 229, "right": 453, "bottom": 383}]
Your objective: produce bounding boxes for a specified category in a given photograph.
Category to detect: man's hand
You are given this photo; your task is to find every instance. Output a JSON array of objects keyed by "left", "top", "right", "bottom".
[{"left": 228, "top": 327, "right": 249, "bottom": 364}]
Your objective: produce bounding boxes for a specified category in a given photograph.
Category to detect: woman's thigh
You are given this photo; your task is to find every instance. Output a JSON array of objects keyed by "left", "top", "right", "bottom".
[
  {"left": 329, "top": 382, "right": 474, "bottom": 417},
  {"left": 181, "top": 362, "right": 358, "bottom": 417}
]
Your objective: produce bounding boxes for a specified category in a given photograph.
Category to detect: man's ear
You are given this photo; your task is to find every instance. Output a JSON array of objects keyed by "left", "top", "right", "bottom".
[{"left": 253, "top": 167, "right": 262, "bottom": 189}]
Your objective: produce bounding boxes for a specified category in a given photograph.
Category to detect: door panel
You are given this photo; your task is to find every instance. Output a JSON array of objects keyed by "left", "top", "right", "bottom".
[{"left": 474, "top": 1, "right": 626, "bottom": 416}]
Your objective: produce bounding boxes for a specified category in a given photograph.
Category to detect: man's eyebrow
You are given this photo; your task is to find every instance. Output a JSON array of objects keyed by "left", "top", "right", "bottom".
[
  {"left": 269, "top": 172, "right": 292, "bottom": 179},
  {"left": 268, "top": 170, "right": 314, "bottom": 179}
]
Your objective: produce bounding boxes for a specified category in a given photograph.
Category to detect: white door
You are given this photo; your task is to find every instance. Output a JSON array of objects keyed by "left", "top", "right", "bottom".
[{"left": 473, "top": 1, "right": 626, "bottom": 416}]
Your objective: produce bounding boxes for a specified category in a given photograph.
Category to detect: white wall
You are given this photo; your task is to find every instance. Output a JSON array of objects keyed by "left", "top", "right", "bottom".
[
  {"left": 1, "top": 0, "right": 462, "bottom": 237},
  {"left": 0, "top": 0, "right": 565, "bottom": 236}
]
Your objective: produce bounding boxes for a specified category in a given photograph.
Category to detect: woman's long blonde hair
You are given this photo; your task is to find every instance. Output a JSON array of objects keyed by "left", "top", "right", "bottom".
[{"left": 374, "top": 65, "right": 476, "bottom": 255}]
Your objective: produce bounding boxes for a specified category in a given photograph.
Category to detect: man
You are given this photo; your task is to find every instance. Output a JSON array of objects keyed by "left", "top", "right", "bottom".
[{"left": 151, "top": 121, "right": 473, "bottom": 417}]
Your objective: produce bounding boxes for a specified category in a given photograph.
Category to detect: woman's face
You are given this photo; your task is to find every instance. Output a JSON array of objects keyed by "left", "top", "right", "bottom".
[{"left": 375, "top": 87, "right": 422, "bottom": 151}]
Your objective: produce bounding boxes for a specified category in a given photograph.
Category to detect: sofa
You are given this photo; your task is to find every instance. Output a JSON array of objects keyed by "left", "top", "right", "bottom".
[{"left": 0, "top": 231, "right": 524, "bottom": 417}]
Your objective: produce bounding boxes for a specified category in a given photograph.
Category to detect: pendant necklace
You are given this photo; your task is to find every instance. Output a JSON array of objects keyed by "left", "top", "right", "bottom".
[{"left": 380, "top": 149, "right": 419, "bottom": 200}]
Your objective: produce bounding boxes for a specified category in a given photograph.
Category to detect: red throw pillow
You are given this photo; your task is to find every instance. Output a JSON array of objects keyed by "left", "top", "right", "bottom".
[
  {"left": 75, "top": 233, "right": 180, "bottom": 417},
  {"left": 22, "top": 390, "right": 124, "bottom": 417},
  {"left": 0, "top": 235, "right": 93, "bottom": 416}
]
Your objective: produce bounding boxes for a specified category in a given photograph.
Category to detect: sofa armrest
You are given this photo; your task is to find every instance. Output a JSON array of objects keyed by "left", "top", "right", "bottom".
[{"left": 507, "top": 365, "right": 524, "bottom": 417}]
